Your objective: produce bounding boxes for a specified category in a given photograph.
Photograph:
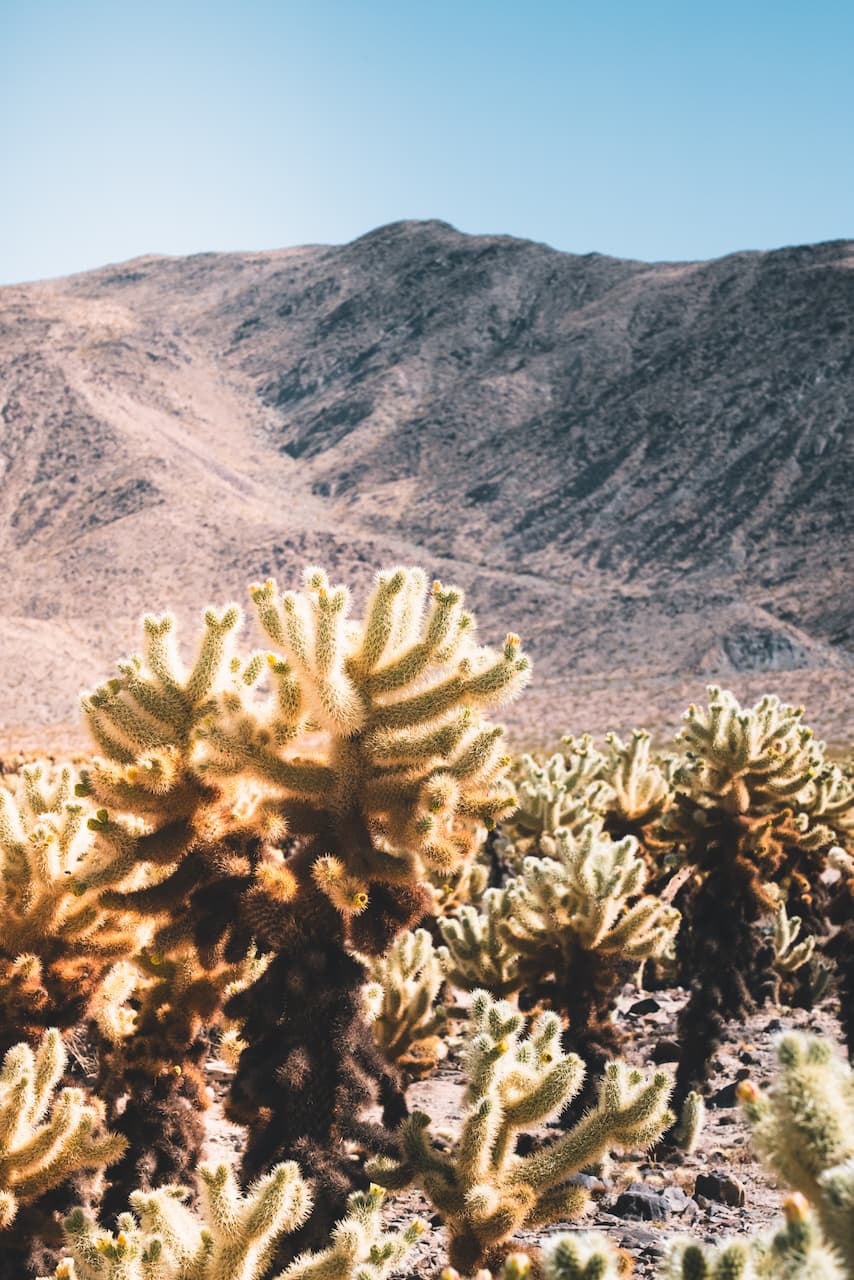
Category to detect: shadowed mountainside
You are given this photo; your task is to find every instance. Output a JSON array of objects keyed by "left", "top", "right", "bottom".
[{"left": 1, "top": 220, "right": 852, "bottom": 748}]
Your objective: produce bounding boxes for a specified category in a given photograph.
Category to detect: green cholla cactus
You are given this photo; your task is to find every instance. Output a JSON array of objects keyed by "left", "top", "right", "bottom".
[
  {"left": 666, "top": 688, "right": 841, "bottom": 1112},
  {"left": 367, "top": 990, "right": 673, "bottom": 1273},
  {"left": 600, "top": 730, "right": 672, "bottom": 839},
  {"left": 673, "top": 1091, "right": 706, "bottom": 1155},
  {"left": 514, "top": 742, "right": 608, "bottom": 838},
  {"left": 802, "top": 763, "right": 854, "bottom": 850},
  {"left": 0, "top": 1029, "right": 126, "bottom": 1230},
  {"left": 438, "top": 890, "right": 522, "bottom": 999},
  {"left": 770, "top": 901, "right": 816, "bottom": 975},
  {"left": 363, "top": 928, "right": 448, "bottom": 1078},
  {"left": 500, "top": 826, "right": 680, "bottom": 1067},
  {"left": 664, "top": 1196, "right": 846, "bottom": 1280},
  {"left": 541, "top": 1231, "right": 627, "bottom": 1278},
  {"left": 738, "top": 1033, "right": 854, "bottom": 1269},
  {"left": 278, "top": 1185, "right": 427, "bottom": 1279},
  {"left": 505, "top": 826, "right": 680, "bottom": 959},
  {"left": 42, "top": 1159, "right": 310, "bottom": 1280},
  {"left": 0, "top": 764, "right": 148, "bottom": 1053},
  {"left": 676, "top": 688, "right": 824, "bottom": 816}
]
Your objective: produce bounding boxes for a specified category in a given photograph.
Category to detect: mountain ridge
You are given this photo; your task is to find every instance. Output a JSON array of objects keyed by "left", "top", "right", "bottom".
[{"left": 1, "top": 220, "right": 851, "bottom": 749}]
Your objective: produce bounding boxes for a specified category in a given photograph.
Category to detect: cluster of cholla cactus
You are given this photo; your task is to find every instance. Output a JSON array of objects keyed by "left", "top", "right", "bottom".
[
  {"left": 4, "top": 559, "right": 854, "bottom": 1280},
  {"left": 0, "top": 1029, "right": 125, "bottom": 1266},
  {"left": 665, "top": 689, "right": 846, "bottom": 1109},
  {"left": 0, "top": 565, "right": 531, "bottom": 1260},
  {"left": 40, "top": 1170, "right": 425, "bottom": 1280},
  {"left": 367, "top": 990, "right": 673, "bottom": 1273},
  {"left": 439, "top": 824, "right": 679, "bottom": 1081}
]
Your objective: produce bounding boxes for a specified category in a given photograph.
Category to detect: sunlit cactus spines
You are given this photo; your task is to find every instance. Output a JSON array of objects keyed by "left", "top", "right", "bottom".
[
  {"left": 738, "top": 1033, "right": 854, "bottom": 1268},
  {"left": 677, "top": 687, "right": 824, "bottom": 814},
  {"left": 41, "top": 1159, "right": 310, "bottom": 1280},
  {"left": 0, "top": 1029, "right": 126, "bottom": 1232},
  {"left": 204, "top": 566, "right": 531, "bottom": 879},
  {"left": 438, "top": 889, "right": 522, "bottom": 999},
  {"left": 366, "top": 990, "right": 672, "bottom": 1273},
  {"left": 278, "top": 1185, "right": 427, "bottom": 1280},
  {"left": 541, "top": 1231, "right": 629, "bottom": 1279},
  {"left": 499, "top": 825, "right": 680, "bottom": 1069},
  {"left": 362, "top": 928, "right": 448, "bottom": 1079}
]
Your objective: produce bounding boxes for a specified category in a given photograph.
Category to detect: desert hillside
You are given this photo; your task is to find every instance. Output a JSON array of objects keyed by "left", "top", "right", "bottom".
[{"left": 1, "top": 221, "right": 852, "bottom": 748}]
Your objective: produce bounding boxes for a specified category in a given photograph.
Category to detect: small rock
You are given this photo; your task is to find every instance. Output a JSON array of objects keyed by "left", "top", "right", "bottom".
[
  {"left": 708, "top": 1068, "right": 750, "bottom": 1108},
  {"left": 694, "top": 1170, "right": 746, "bottom": 1207},
  {"left": 628, "top": 997, "right": 661, "bottom": 1016},
  {"left": 612, "top": 1182, "right": 672, "bottom": 1220},
  {"left": 652, "top": 1037, "right": 681, "bottom": 1064},
  {"left": 765, "top": 1017, "right": 783, "bottom": 1032}
]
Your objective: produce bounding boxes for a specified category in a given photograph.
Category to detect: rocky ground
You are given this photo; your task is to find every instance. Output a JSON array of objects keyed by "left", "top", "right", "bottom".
[{"left": 202, "top": 985, "right": 843, "bottom": 1278}]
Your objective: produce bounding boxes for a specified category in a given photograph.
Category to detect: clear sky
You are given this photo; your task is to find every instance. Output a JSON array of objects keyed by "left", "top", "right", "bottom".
[{"left": 2, "top": 0, "right": 852, "bottom": 284}]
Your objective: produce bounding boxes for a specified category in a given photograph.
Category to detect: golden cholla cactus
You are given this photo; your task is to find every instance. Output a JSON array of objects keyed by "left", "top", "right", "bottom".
[
  {"left": 367, "top": 991, "right": 672, "bottom": 1274},
  {"left": 200, "top": 567, "right": 530, "bottom": 885},
  {"left": 0, "top": 1029, "right": 125, "bottom": 1231},
  {"left": 362, "top": 928, "right": 448, "bottom": 1079},
  {"left": 279, "top": 1185, "right": 427, "bottom": 1279},
  {"left": 42, "top": 1159, "right": 310, "bottom": 1280},
  {"left": 0, "top": 764, "right": 149, "bottom": 1053}
]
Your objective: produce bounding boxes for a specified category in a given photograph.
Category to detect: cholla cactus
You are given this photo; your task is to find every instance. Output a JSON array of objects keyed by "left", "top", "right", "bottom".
[
  {"left": 0, "top": 1029, "right": 125, "bottom": 1231},
  {"left": 41, "top": 1159, "right": 310, "bottom": 1280},
  {"left": 0, "top": 764, "right": 146, "bottom": 1054},
  {"left": 439, "top": 1255, "right": 532, "bottom": 1280},
  {"left": 280, "top": 1185, "right": 426, "bottom": 1279},
  {"left": 676, "top": 688, "right": 824, "bottom": 815},
  {"left": 428, "top": 860, "right": 490, "bottom": 916},
  {"left": 500, "top": 826, "right": 679, "bottom": 1067},
  {"left": 599, "top": 732, "right": 670, "bottom": 839},
  {"left": 363, "top": 929, "right": 448, "bottom": 1080},
  {"left": 667, "top": 689, "right": 839, "bottom": 1112},
  {"left": 738, "top": 1033, "right": 854, "bottom": 1269},
  {"left": 367, "top": 991, "right": 673, "bottom": 1273},
  {"left": 664, "top": 1196, "right": 846, "bottom": 1280},
  {"left": 203, "top": 568, "right": 530, "bottom": 878},
  {"left": 514, "top": 741, "right": 607, "bottom": 838},
  {"left": 541, "top": 1232, "right": 628, "bottom": 1279},
  {"left": 802, "top": 763, "right": 854, "bottom": 850},
  {"left": 438, "top": 890, "right": 522, "bottom": 1000},
  {"left": 673, "top": 1091, "right": 706, "bottom": 1155}
]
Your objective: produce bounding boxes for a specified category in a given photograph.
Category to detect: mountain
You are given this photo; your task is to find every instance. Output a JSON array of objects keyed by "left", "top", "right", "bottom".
[{"left": 1, "top": 221, "right": 852, "bottom": 751}]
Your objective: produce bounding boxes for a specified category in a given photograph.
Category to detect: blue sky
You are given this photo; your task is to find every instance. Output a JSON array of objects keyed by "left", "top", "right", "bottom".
[{"left": 2, "top": 0, "right": 852, "bottom": 284}]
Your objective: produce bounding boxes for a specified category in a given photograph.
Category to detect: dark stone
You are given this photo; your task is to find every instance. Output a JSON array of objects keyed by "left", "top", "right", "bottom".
[
  {"left": 613, "top": 1183, "right": 672, "bottom": 1220},
  {"left": 708, "top": 1068, "right": 750, "bottom": 1108},
  {"left": 694, "top": 1170, "right": 746, "bottom": 1207},
  {"left": 652, "top": 1037, "right": 681, "bottom": 1063},
  {"left": 628, "top": 997, "right": 661, "bottom": 1016}
]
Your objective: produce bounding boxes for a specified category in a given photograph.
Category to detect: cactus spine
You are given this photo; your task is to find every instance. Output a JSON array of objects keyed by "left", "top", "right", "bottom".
[{"left": 367, "top": 990, "right": 672, "bottom": 1272}]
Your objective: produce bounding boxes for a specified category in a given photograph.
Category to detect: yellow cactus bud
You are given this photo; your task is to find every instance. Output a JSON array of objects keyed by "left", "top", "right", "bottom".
[
  {"left": 783, "top": 1192, "right": 810, "bottom": 1224},
  {"left": 736, "top": 1078, "right": 760, "bottom": 1104}
]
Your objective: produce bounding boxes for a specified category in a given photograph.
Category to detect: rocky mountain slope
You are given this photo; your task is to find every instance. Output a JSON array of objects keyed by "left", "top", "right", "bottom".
[{"left": 1, "top": 221, "right": 852, "bottom": 748}]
